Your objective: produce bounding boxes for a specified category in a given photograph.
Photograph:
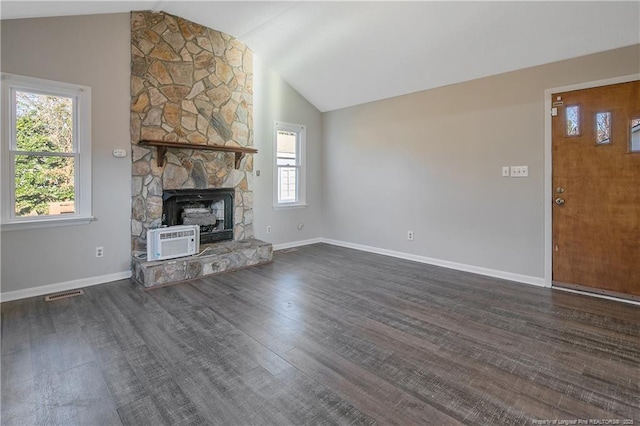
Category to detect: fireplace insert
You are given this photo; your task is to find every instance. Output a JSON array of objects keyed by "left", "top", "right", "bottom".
[{"left": 162, "top": 188, "right": 234, "bottom": 244}]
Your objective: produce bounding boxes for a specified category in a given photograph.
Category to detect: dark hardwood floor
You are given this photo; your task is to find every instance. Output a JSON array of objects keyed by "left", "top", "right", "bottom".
[{"left": 2, "top": 243, "right": 639, "bottom": 425}]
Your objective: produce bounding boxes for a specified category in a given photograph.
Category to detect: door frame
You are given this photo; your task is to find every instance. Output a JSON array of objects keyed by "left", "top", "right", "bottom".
[{"left": 543, "top": 73, "right": 640, "bottom": 288}]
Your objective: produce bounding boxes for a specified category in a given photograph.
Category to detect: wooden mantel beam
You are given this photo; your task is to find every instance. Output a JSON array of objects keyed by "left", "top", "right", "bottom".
[{"left": 138, "top": 140, "right": 258, "bottom": 169}]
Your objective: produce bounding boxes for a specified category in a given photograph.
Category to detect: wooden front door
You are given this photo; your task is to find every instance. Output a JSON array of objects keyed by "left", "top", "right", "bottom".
[{"left": 552, "top": 80, "right": 640, "bottom": 298}]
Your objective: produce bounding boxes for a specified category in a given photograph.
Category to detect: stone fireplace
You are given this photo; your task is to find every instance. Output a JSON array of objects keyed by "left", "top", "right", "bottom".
[{"left": 129, "top": 11, "right": 272, "bottom": 287}]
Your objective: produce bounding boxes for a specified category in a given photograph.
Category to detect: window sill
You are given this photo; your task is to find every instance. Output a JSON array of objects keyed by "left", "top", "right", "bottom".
[
  {"left": 1, "top": 216, "right": 96, "bottom": 232},
  {"left": 273, "top": 203, "right": 308, "bottom": 211}
]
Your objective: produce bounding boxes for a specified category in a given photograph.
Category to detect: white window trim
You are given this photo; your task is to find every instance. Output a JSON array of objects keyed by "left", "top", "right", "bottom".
[
  {"left": 273, "top": 121, "right": 307, "bottom": 209},
  {"left": 1, "top": 73, "right": 93, "bottom": 231}
]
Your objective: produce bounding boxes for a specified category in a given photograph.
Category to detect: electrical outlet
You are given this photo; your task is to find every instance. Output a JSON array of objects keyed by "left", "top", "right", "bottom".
[
  {"left": 96, "top": 247, "right": 104, "bottom": 258},
  {"left": 407, "top": 231, "right": 414, "bottom": 241},
  {"left": 502, "top": 166, "right": 510, "bottom": 177},
  {"left": 266, "top": 226, "right": 272, "bottom": 233}
]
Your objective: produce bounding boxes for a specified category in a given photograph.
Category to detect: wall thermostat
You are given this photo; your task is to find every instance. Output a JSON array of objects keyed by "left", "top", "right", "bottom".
[{"left": 112, "top": 149, "right": 127, "bottom": 158}]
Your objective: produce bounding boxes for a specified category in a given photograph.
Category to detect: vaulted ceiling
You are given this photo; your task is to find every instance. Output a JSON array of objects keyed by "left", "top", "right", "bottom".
[{"left": 2, "top": 1, "right": 639, "bottom": 112}]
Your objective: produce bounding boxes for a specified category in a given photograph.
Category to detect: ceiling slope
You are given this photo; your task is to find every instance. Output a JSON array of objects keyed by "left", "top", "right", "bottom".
[{"left": 3, "top": 1, "right": 639, "bottom": 112}]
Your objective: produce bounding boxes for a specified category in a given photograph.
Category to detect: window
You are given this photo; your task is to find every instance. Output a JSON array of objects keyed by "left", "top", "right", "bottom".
[
  {"left": 274, "top": 121, "right": 305, "bottom": 207},
  {"left": 631, "top": 118, "right": 640, "bottom": 152},
  {"left": 595, "top": 111, "right": 611, "bottom": 145},
  {"left": 2, "top": 73, "right": 92, "bottom": 230},
  {"left": 565, "top": 105, "right": 580, "bottom": 136}
]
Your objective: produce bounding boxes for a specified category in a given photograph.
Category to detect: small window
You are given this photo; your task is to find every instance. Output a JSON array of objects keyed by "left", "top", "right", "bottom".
[
  {"left": 274, "top": 121, "right": 306, "bottom": 207},
  {"left": 595, "top": 111, "right": 611, "bottom": 145},
  {"left": 566, "top": 105, "right": 580, "bottom": 136},
  {"left": 631, "top": 118, "right": 640, "bottom": 152},
  {"left": 2, "top": 73, "right": 92, "bottom": 230}
]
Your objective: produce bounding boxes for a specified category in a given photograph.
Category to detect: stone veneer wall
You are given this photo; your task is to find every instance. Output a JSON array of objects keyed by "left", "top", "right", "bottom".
[{"left": 130, "top": 11, "right": 254, "bottom": 252}]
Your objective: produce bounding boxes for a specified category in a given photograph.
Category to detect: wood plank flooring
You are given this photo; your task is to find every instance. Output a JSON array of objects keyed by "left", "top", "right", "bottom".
[{"left": 2, "top": 243, "right": 639, "bottom": 425}]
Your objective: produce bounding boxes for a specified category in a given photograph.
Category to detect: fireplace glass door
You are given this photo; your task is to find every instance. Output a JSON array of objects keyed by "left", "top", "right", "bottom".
[{"left": 162, "top": 188, "right": 234, "bottom": 244}]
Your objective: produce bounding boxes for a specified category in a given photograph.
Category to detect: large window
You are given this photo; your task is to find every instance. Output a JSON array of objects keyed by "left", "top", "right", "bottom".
[
  {"left": 274, "top": 121, "right": 306, "bottom": 207},
  {"left": 1, "top": 73, "right": 92, "bottom": 230}
]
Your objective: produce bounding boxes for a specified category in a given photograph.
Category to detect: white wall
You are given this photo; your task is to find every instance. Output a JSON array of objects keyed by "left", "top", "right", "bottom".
[
  {"left": 322, "top": 45, "right": 640, "bottom": 280},
  {"left": 252, "top": 56, "right": 323, "bottom": 246},
  {"left": 1, "top": 14, "right": 132, "bottom": 295}
]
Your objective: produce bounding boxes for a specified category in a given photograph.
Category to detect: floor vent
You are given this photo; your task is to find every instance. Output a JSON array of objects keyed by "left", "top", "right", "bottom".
[
  {"left": 44, "top": 289, "right": 84, "bottom": 302},
  {"left": 280, "top": 248, "right": 298, "bottom": 254}
]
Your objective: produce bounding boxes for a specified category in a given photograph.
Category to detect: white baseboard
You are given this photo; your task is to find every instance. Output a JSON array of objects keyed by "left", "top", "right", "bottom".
[
  {"left": 272, "top": 237, "right": 547, "bottom": 288},
  {"left": 273, "top": 238, "right": 323, "bottom": 251},
  {"left": 321, "top": 238, "right": 547, "bottom": 288},
  {"left": 0, "top": 270, "right": 132, "bottom": 303},
  {"left": 0, "top": 238, "right": 547, "bottom": 302}
]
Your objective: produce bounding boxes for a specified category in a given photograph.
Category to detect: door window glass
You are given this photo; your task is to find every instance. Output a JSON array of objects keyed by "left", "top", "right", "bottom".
[
  {"left": 595, "top": 112, "right": 611, "bottom": 145},
  {"left": 631, "top": 118, "right": 640, "bottom": 152},
  {"left": 566, "top": 105, "right": 580, "bottom": 136}
]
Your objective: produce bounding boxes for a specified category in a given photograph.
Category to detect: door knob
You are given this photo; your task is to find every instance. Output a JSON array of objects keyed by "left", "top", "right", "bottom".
[{"left": 555, "top": 198, "right": 565, "bottom": 206}]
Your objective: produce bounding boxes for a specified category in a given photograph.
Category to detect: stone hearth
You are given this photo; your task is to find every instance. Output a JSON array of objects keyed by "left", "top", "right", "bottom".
[{"left": 132, "top": 239, "right": 272, "bottom": 288}]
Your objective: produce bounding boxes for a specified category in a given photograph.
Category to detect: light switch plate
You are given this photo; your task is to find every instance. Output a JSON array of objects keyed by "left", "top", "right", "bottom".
[{"left": 510, "top": 166, "right": 528, "bottom": 177}]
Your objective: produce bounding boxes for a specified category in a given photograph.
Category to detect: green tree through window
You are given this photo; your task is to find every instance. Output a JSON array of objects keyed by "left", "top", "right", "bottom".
[{"left": 14, "top": 92, "right": 75, "bottom": 216}]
